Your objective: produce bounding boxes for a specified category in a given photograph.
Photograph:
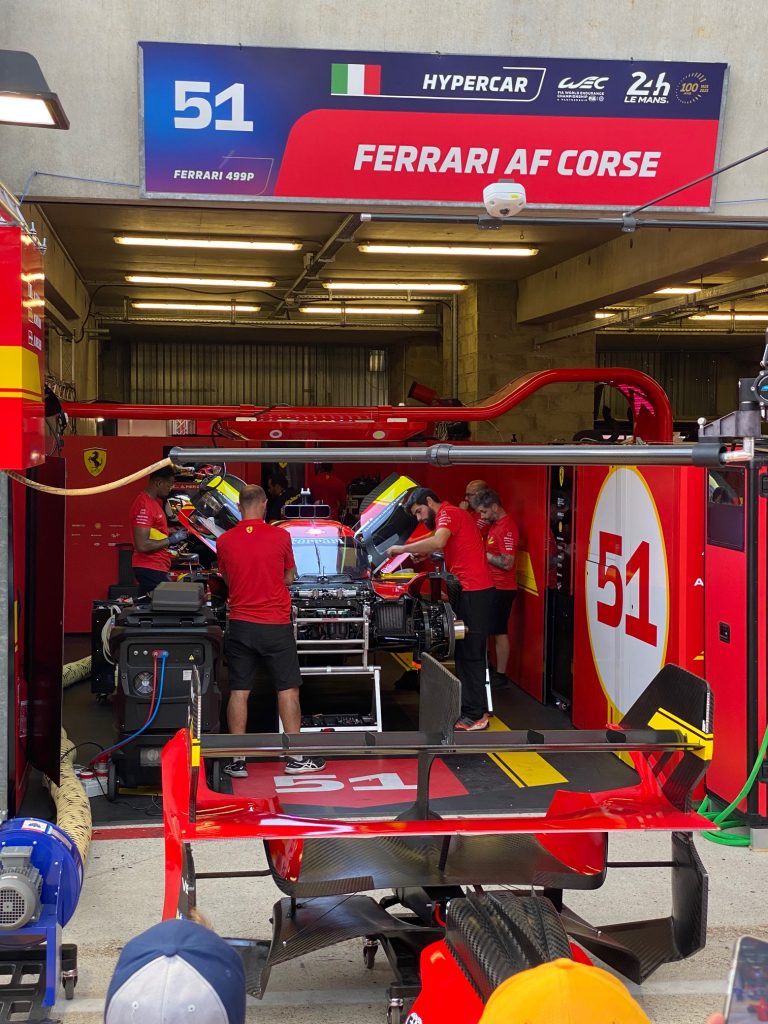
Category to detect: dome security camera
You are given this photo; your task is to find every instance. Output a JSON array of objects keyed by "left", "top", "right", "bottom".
[{"left": 483, "top": 181, "right": 526, "bottom": 219}]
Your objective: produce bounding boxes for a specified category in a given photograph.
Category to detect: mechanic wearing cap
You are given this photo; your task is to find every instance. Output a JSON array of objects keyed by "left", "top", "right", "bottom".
[
  {"left": 386, "top": 486, "right": 493, "bottom": 731},
  {"left": 129, "top": 465, "right": 188, "bottom": 595},
  {"left": 104, "top": 917, "right": 245, "bottom": 1024},
  {"left": 215, "top": 484, "right": 326, "bottom": 778},
  {"left": 473, "top": 488, "right": 519, "bottom": 689}
]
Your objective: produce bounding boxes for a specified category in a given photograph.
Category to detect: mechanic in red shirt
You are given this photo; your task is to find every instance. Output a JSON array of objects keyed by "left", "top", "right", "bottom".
[
  {"left": 474, "top": 488, "right": 520, "bottom": 689},
  {"left": 216, "top": 484, "right": 326, "bottom": 778},
  {"left": 310, "top": 463, "right": 348, "bottom": 519},
  {"left": 461, "top": 478, "right": 490, "bottom": 536},
  {"left": 386, "top": 486, "right": 494, "bottom": 731},
  {"left": 129, "top": 466, "right": 188, "bottom": 595}
]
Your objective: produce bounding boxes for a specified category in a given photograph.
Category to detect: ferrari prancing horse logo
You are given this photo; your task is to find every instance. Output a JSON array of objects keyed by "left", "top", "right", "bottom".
[{"left": 84, "top": 447, "right": 107, "bottom": 477}]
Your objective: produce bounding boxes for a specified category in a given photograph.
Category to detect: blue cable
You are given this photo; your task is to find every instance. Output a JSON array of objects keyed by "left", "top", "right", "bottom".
[{"left": 95, "top": 652, "right": 168, "bottom": 763}]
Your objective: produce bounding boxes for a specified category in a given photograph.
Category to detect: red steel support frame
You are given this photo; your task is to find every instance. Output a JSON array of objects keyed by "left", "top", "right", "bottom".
[{"left": 65, "top": 367, "right": 674, "bottom": 442}]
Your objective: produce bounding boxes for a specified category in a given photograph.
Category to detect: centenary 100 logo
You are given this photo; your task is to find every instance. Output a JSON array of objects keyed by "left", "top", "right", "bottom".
[
  {"left": 585, "top": 468, "right": 669, "bottom": 717},
  {"left": 675, "top": 70, "right": 709, "bottom": 104}
]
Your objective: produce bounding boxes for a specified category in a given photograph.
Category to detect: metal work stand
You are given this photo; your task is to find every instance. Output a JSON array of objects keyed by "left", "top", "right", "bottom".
[{"left": 286, "top": 602, "right": 384, "bottom": 732}]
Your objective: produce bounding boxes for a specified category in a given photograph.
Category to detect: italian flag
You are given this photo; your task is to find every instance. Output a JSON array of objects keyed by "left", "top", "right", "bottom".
[{"left": 331, "top": 62, "right": 382, "bottom": 96}]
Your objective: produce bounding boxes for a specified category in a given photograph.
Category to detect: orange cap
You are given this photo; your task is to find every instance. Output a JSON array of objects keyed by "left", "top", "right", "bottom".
[{"left": 479, "top": 958, "right": 651, "bottom": 1024}]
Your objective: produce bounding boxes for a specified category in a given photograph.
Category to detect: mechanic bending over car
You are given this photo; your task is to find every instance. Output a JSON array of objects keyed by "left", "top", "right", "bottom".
[
  {"left": 387, "top": 486, "right": 494, "bottom": 731},
  {"left": 215, "top": 483, "right": 327, "bottom": 777},
  {"left": 129, "top": 465, "right": 189, "bottom": 595}
]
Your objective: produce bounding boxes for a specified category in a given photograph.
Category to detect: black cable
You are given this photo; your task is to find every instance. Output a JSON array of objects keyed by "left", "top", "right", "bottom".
[
  {"left": 73, "top": 284, "right": 111, "bottom": 344},
  {"left": 61, "top": 740, "right": 105, "bottom": 763}
]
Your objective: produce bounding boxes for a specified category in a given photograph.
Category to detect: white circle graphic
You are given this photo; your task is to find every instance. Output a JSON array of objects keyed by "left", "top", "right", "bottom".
[{"left": 585, "top": 468, "right": 669, "bottom": 717}]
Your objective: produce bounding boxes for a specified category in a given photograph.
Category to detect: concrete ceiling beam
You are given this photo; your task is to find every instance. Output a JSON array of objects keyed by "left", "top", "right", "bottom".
[{"left": 517, "top": 227, "right": 768, "bottom": 324}]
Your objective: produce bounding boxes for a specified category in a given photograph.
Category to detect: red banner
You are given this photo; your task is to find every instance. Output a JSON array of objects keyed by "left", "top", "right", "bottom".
[{"left": 275, "top": 110, "right": 719, "bottom": 206}]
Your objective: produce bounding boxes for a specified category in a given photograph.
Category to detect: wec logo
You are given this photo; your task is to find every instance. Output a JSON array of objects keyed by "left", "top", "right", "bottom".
[{"left": 557, "top": 75, "right": 608, "bottom": 91}]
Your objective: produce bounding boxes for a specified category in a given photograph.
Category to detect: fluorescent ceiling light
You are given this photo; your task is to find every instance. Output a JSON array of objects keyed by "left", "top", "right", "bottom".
[
  {"left": 126, "top": 274, "right": 276, "bottom": 288},
  {"left": 131, "top": 301, "right": 261, "bottom": 312},
  {"left": 358, "top": 243, "right": 538, "bottom": 257},
  {"left": 0, "top": 51, "right": 69, "bottom": 128},
  {"left": 689, "top": 313, "right": 768, "bottom": 321},
  {"left": 299, "top": 305, "right": 424, "bottom": 316},
  {"left": 594, "top": 312, "right": 615, "bottom": 319},
  {"left": 115, "top": 236, "right": 301, "bottom": 252},
  {"left": 322, "top": 280, "right": 466, "bottom": 292},
  {"left": 654, "top": 286, "right": 701, "bottom": 295}
]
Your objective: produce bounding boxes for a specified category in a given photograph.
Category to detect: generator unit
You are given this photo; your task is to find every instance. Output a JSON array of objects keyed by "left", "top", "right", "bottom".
[{"left": 108, "top": 582, "right": 222, "bottom": 797}]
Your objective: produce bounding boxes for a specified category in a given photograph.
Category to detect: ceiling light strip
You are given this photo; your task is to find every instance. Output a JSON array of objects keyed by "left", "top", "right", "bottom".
[
  {"left": 358, "top": 244, "right": 538, "bottom": 257},
  {"left": 115, "top": 236, "right": 301, "bottom": 251},
  {"left": 126, "top": 274, "right": 276, "bottom": 288},
  {"left": 131, "top": 301, "right": 261, "bottom": 312}
]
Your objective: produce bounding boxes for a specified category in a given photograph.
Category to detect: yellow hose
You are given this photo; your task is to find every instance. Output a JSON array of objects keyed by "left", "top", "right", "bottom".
[
  {"left": 3, "top": 457, "right": 173, "bottom": 497},
  {"left": 49, "top": 729, "right": 92, "bottom": 865},
  {"left": 62, "top": 657, "right": 91, "bottom": 689}
]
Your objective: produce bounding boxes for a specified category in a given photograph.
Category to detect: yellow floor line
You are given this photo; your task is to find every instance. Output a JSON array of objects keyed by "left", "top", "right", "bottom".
[{"left": 486, "top": 716, "right": 568, "bottom": 789}]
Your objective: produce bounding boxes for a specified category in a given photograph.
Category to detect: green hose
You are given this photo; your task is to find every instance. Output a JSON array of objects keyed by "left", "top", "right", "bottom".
[{"left": 697, "top": 717, "right": 768, "bottom": 846}]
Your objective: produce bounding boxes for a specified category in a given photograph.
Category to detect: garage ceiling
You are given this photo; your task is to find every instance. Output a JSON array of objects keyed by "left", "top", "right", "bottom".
[{"left": 36, "top": 198, "right": 768, "bottom": 347}]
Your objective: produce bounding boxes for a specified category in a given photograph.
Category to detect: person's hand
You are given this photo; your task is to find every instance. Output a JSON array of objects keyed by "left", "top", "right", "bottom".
[
  {"left": 386, "top": 544, "right": 405, "bottom": 558},
  {"left": 459, "top": 499, "right": 470, "bottom": 511},
  {"left": 168, "top": 528, "right": 189, "bottom": 546},
  {"left": 705, "top": 1014, "right": 725, "bottom": 1024}
]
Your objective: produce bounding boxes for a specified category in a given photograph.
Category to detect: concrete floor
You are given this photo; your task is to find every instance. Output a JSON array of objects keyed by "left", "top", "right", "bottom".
[{"left": 53, "top": 827, "right": 767, "bottom": 1024}]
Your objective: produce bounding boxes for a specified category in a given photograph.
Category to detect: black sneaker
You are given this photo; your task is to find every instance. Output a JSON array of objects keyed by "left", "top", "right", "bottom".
[
  {"left": 490, "top": 670, "right": 510, "bottom": 689},
  {"left": 223, "top": 758, "right": 248, "bottom": 778},
  {"left": 284, "top": 756, "right": 327, "bottom": 775}
]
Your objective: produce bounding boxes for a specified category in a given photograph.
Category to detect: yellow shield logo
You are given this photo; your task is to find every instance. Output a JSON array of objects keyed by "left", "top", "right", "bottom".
[
  {"left": 246, "top": 525, "right": 253, "bottom": 534},
  {"left": 84, "top": 447, "right": 107, "bottom": 477}
]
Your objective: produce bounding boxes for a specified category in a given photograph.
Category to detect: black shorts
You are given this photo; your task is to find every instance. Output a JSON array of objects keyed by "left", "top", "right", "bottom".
[
  {"left": 489, "top": 589, "right": 517, "bottom": 635},
  {"left": 134, "top": 567, "right": 169, "bottom": 595},
  {"left": 225, "top": 620, "right": 302, "bottom": 692}
]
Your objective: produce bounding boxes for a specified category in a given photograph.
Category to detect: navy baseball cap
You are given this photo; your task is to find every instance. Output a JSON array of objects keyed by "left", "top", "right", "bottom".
[{"left": 105, "top": 919, "right": 246, "bottom": 1024}]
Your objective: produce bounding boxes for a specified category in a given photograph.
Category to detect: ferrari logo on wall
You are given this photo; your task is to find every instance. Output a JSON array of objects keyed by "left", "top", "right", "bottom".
[{"left": 84, "top": 448, "right": 107, "bottom": 477}]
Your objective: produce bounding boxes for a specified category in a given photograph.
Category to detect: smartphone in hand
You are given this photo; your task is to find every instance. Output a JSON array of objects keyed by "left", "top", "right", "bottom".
[{"left": 724, "top": 936, "right": 768, "bottom": 1022}]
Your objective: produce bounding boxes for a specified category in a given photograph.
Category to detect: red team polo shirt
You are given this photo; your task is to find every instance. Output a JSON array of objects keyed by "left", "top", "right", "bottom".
[
  {"left": 311, "top": 473, "right": 347, "bottom": 516},
  {"left": 485, "top": 514, "right": 520, "bottom": 590},
  {"left": 434, "top": 502, "right": 493, "bottom": 591},
  {"left": 130, "top": 491, "right": 171, "bottom": 572},
  {"left": 216, "top": 519, "right": 296, "bottom": 624}
]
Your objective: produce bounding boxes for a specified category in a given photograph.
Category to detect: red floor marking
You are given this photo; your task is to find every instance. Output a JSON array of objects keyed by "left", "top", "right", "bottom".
[
  {"left": 92, "top": 824, "right": 164, "bottom": 841},
  {"left": 231, "top": 756, "right": 468, "bottom": 808}
]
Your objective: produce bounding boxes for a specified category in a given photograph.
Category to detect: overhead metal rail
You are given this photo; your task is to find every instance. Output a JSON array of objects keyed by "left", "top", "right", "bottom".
[{"left": 170, "top": 440, "right": 728, "bottom": 469}]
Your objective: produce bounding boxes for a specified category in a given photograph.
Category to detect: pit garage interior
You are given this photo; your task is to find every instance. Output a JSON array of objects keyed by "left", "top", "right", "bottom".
[
  {"left": 20, "top": 195, "right": 764, "bottom": 819},
  {"left": 3, "top": 166, "right": 768, "bottom": 1019}
]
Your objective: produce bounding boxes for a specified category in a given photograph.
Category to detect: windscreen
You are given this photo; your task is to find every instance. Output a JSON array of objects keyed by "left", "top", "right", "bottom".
[{"left": 286, "top": 525, "right": 368, "bottom": 580}]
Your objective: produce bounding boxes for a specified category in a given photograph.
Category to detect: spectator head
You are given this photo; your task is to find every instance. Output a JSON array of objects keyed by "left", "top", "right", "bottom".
[
  {"left": 104, "top": 918, "right": 246, "bottom": 1024},
  {"left": 148, "top": 465, "right": 176, "bottom": 498},
  {"left": 239, "top": 484, "right": 267, "bottom": 520},
  {"left": 473, "top": 488, "right": 504, "bottom": 522},
  {"left": 317, "top": 463, "right": 334, "bottom": 474},
  {"left": 478, "top": 958, "right": 650, "bottom": 1024}
]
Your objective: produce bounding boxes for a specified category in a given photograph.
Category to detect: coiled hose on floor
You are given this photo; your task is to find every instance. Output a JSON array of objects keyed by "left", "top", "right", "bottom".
[
  {"left": 49, "top": 729, "right": 92, "bottom": 864},
  {"left": 44, "top": 659, "right": 95, "bottom": 865}
]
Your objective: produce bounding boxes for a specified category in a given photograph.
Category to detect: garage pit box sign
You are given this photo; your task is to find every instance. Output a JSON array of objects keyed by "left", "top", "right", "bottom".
[{"left": 139, "top": 43, "right": 727, "bottom": 209}]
